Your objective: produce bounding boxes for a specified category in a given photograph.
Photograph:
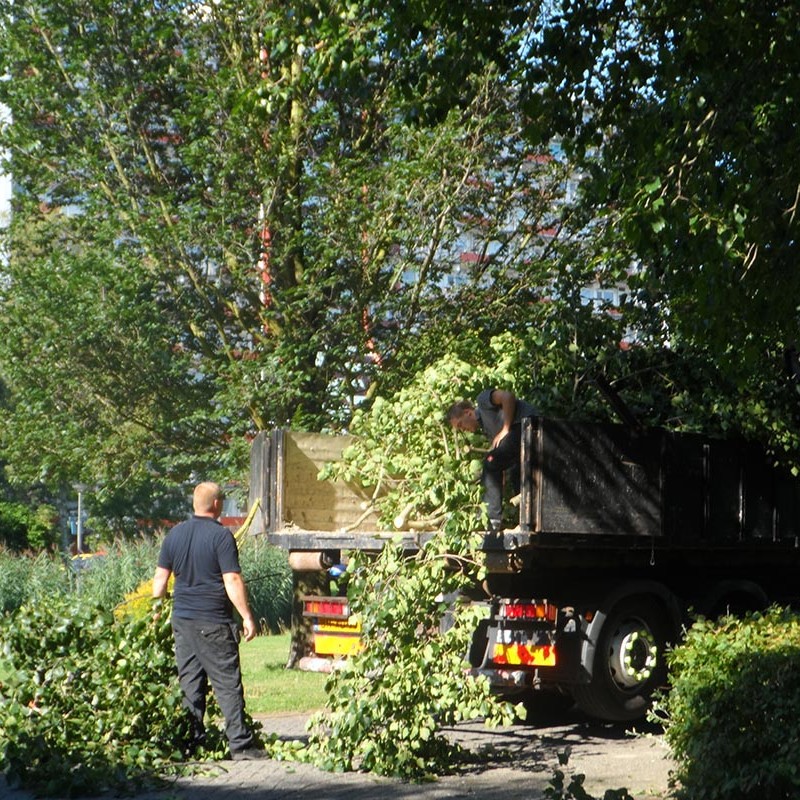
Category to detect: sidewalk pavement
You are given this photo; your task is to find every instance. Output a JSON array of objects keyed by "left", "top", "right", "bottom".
[{"left": 0, "top": 712, "right": 673, "bottom": 800}]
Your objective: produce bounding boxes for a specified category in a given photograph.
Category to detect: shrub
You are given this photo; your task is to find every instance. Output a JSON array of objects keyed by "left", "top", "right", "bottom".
[
  {"left": 655, "top": 607, "right": 800, "bottom": 800},
  {"left": 0, "top": 501, "right": 59, "bottom": 551},
  {"left": 27, "top": 505, "right": 59, "bottom": 550},
  {"left": 0, "top": 598, "right": 194, "bottom": 796}
]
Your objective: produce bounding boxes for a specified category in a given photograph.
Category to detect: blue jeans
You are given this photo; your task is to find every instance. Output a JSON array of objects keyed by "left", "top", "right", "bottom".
[{"left": 171, "top": 616, "right": 253, "bottom": 752}]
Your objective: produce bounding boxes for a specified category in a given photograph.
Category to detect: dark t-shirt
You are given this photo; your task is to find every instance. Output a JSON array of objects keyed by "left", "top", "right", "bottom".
[
  {"left": 157, "top": 515, "right": 241, "bottom": 622},
  {"left": 475, "top": 388, "right": 538, "bottom": 441}
]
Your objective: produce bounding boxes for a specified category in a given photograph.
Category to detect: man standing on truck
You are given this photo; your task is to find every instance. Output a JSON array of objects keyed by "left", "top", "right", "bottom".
[
  {"left": 447, "top": 388, "right": 538, "bottom": 531},
  {"left": 152, "top": 481, "right": 266, "bottom": 761}
]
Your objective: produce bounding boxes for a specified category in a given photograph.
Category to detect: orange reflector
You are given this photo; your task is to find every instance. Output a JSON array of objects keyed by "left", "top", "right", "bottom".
[
  {"left": 314, "top": 633, "right": 363, "bottom": 657},
  {"left": 491, "top": 643, "right": 557, "bottom": 667}
]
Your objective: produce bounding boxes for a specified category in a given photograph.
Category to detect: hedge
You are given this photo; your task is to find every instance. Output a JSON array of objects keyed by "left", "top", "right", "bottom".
[{"left": 657, "top": 607, "right": 800, "bottom": 800}]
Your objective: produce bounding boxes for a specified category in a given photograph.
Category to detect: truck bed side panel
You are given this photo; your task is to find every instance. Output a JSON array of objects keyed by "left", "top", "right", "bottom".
[{"left": 537, "top": 420, "right": 662, "bottom": 536}]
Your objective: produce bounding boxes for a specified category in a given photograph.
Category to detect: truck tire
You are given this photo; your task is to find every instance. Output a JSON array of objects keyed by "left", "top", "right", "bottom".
[{"left": 572, "top": 597, "right": 670, "bottom": 722}]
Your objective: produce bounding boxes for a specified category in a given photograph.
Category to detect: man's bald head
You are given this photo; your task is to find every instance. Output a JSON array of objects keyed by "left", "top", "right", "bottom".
[{"left": 193, "top": 482, "right": 223, "bottom": 517}]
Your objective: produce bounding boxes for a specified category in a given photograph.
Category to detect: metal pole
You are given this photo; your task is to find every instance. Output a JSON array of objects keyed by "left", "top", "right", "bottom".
[{"left": 76, "top": 490, "right": 84, "bottom": 554}]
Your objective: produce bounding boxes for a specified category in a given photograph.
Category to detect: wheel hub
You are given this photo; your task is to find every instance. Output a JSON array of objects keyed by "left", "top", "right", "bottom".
[{"left": 607, "top": 621, "right": 658, "bottom": 690}]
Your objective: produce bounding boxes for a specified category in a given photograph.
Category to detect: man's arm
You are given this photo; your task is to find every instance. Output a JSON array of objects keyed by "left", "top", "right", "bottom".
[
  {"left": 152, "top": 566, "right": 172, "bottom": 598},
  {"left": 489, "top": 389, "right": 517, "bottom": 448},
  {"left": 222, "top": 571, "right": 258, "bottom": 642}
]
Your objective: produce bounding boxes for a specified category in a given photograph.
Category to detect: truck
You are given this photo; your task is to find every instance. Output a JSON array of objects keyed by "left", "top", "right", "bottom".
[{"left": 249, "top": 413, "right": 800, "bottom": 722}]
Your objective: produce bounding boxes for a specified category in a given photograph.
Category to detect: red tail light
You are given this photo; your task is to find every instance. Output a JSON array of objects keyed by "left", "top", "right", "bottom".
[
  {"left": 303, "top": 598, "right": 350, "bottom": 619},
  {"left": 498, "top": 600, "right": 557, "bottom": 623}
]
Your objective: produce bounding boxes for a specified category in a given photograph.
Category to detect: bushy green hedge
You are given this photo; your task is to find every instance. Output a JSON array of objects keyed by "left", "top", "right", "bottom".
[
  {"left": 657, "top": 608, "right": 800, "bottom": 800},
  {"left": 0, "top": 501, "right": 59, "bottom": 551}
]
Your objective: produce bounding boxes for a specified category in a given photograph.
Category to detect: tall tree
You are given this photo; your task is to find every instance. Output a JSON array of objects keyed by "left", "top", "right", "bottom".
[
  {"left": 2, "top": 1, "right": 589, "bottom": 508},
  {"left": 524, "top": 0, "right": 800, "bottom": 453}
]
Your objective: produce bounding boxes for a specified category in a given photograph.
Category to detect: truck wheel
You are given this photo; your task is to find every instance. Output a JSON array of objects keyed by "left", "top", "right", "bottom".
[{"left": 572, "top": 597, "right": 669, "bottom": 722}]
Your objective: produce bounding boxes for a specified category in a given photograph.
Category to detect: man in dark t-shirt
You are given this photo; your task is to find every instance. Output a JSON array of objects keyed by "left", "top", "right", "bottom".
[
  {"left": 152, "top": 482, "right": 265, "bottom": 760},
  {"left": 446, "top": 388, "right": 538, "bottom": 531}
]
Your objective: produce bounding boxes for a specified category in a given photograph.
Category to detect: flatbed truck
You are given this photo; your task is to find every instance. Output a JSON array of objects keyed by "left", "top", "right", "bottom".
[{"left": 249, "top": 416, "right": 800, "bottom": 721}]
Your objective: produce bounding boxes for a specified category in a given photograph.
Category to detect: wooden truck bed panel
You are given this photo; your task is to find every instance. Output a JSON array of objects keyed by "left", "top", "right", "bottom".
[{"left": 250, "top": 430, "right": 380, "bottom": 536}]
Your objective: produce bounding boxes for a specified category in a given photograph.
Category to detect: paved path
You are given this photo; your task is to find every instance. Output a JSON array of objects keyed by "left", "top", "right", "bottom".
[{"left": 0, "top": 712, "right": 674, "bottom": 800}]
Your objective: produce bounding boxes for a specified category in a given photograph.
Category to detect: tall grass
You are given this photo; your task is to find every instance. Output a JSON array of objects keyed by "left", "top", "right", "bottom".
[
  {"left": 0, "top": 548, "right": 68, "bottom": 613},
  {"left": 0, "top": 535, "right": 293, "bottom": 632},
  {"left": 75, "top": 538, "right": 161, "bottom": 609},
  {"left": 239, "top": 535, "right": 293, "bottom": 633}
]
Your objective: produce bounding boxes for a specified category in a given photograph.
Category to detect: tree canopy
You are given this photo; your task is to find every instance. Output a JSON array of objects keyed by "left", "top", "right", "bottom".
[
  {"left": 1, "top": 0, "right": 798, "bottom": 523},
  {"left": 0, "top": 0, "right": 574, "bottom": 515},
  {"left": 525, "top": 0, "right": 800, "bottom": 454}
]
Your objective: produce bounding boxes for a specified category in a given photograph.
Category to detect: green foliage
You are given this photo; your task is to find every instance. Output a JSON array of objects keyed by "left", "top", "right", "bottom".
[
  {"left": 238, "top": 537, "right": 293, "bottom": 633},
  {"left": 308, "top": 538, "right": 517, "bottom": 778},
  {"left": 0, "top": 595, "right": 273, "bottom": 796},
  {"left": 0, "top": 543, "right": 159, "bottom": 620},
  {"left": 1, "top": 0, "right": 796, "bottom": 513},
  {"left": 324, "top": 352, "right": 487, "bottom": 530},
  {"left": 654, "top": 608, "right": 800, "bottom": 799},
  {"left": 308, "top": 343, "right": 528, "bottom": 777},
  {"left": 0, "top": 534, "right": 293, "bottom": 794},
  {"left": 527, "top": 0, "right": 800, "bottom": 460},
  {"left": 322, "top": 334, "right": 588, "bottom": 530},
  {"left": 0, "top": 0, "right": 564, "bottom": 507},
  {"left": 75, "top": 538, "right": 161, "bottom": 611},
  {"left": 0, "top": 599, "right": 195, "bottom": 796},
  {"left": 0, "top": 501, "right": 59, "bottom": 551},
  {"left": 0, "top": 537, "right": 292, "bottom": 632},
  {"left": 325, "top": 331, "right": 621, "bottom": 533},
  {"left": 307, "top": 330, "right": 684, "bottom": 777}
]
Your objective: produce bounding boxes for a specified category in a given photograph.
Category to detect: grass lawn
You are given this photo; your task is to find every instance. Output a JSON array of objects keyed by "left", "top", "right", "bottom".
[{"left": 241, "top": 632, "right": 328, "bottom": 716}]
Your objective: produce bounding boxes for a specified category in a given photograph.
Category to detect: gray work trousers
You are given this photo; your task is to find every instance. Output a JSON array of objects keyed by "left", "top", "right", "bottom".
[
  {"left": 482, "top": 423, "right": 522, "bottom": 524},
  {"left": 171, "top": 616, "right": 253, "bottom": 752}
]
